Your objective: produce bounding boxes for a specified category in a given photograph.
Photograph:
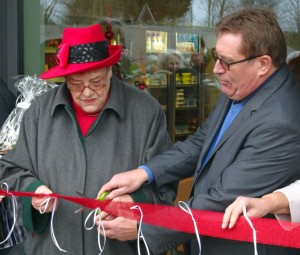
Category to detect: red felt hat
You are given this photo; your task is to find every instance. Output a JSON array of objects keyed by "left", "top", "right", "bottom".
[{"left": 40, "top": 24, "right": 122, "bottom": 79}]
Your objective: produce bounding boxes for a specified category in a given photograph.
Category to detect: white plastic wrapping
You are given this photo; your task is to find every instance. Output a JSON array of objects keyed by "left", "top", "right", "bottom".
[{"left": 0, "top": 76, "right": 57, "bottom": 153}]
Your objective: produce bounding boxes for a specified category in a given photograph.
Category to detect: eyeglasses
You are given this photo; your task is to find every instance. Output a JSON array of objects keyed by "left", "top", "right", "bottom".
[
  {"left": 212, "top": 48, "right": 262, "bottom": 70},
  {"left": 67, "top": 70, "right": 108, "bottom": 92}
]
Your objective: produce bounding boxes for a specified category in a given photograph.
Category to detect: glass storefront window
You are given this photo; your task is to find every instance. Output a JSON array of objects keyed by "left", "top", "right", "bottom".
[{"left": 23, "top": 0, "right": 300, "bottom": 142}]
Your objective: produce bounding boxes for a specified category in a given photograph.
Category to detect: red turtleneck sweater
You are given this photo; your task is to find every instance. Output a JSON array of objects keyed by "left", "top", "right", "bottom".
[{"left": 71, "top": 95, "right": 109, "bottom": 136}]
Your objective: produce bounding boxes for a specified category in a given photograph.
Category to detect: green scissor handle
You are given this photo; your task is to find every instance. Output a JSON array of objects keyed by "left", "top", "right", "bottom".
[
  {"left": 96, "top": 191, "right": 110, "bottom": 215},
  {"left": 97, "top": 191, "right": 110, "bottom": 201}
]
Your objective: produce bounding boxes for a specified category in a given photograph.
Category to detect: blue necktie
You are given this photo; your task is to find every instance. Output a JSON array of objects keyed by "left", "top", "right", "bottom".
[{"left": 199, "top": 101, "right": 243, "bottom": 173}]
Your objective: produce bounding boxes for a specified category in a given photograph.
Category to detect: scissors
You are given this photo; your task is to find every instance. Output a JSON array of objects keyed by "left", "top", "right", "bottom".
[{"left": 74, "top": 191, "right": 109, "bottom": 213}]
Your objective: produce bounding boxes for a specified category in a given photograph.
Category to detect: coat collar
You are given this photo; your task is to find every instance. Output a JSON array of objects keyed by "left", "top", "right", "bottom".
[{"left": 50, "top": 75, "right": 125, "bottom": 120}]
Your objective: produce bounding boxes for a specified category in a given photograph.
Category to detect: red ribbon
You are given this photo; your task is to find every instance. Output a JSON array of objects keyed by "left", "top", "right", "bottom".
[{"left": 1, "top": 190, "right": 300, "bottom": 248}]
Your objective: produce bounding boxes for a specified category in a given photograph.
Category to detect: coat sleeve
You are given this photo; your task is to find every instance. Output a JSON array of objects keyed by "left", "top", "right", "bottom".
[
  {"left": 0, "top": 103, "right": 50, "bottom": 233},
  {"left": 275, "top": 180, "right": 300, "bottom": 224},
  {"left": 0, "top": 104, "right": 41, "bottom": 191}
]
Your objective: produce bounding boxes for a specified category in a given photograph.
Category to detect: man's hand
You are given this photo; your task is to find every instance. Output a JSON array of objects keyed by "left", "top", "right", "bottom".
[
  {"left": 0, "top": 196, "right": 4, "bottom": 202},
  {"left": 98, "top": 168, "right": 149, "bottom": 200},
  {"left": 32, "top": 185, "right": 57, "bottom": 212}
]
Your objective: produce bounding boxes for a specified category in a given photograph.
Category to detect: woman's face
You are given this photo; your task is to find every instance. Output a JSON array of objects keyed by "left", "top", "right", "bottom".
[
  {"left": 167, "top": 54, "right": 181, "bottom": 71},
  {"left": 66, "top": 67, "right": 112, "bottom": 113}
]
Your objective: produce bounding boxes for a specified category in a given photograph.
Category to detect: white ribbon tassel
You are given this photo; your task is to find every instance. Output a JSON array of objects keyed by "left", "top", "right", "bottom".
[
  {"left": 85, "top": 208, "right": 106, "bottom": 255},
  {"left": 243, "top": 205, "right": 258, "bottom": 255},
  {"left": 130, "top": 205, "right": 150, "bottom": 255},
  {"left": 40, "top": 198, "right": 67, "bottom": 253},
  {"left": 0, "top": 183, "right": 18, "bottom": 245},
  {"left": 178, "top": 201, "right": 202, "bottom": 255}
]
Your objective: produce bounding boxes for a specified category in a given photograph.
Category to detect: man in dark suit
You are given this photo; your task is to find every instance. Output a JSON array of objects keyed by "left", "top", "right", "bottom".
[
  {"left": 98, "top": 8, "right": 300, "bottom": 255},
  {"left": 0, "top": 79, "right": 16, "bottom": 128}
]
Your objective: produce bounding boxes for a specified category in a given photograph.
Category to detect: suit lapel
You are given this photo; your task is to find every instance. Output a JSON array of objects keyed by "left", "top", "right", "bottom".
[{"left": 195, "top": 95, "right": 231, "bottom": 171}]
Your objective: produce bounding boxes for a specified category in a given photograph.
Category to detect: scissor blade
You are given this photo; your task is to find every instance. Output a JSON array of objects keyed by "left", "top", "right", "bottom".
[
  {"left": 74, "top": 191, "right": 88, "bottom": 213},
  {"left": 74, "top": 206, "right": 87, "bottom": 213}
]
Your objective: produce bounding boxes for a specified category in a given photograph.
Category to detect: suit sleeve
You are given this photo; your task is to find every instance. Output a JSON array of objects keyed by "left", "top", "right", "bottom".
[
  {"left": 144, "top": 110, "right": 211, "bottom": 186},
  {"left": 130, "top": 104, "right": 177, "bottom": 205}
]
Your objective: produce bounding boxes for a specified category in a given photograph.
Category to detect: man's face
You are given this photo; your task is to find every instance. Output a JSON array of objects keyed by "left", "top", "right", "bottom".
[
  {"left": 66, "top": 67, "right": 112, "bottom": 113},
  {"left": 213, "top": 32, "right": 261, "bottom": 101}
]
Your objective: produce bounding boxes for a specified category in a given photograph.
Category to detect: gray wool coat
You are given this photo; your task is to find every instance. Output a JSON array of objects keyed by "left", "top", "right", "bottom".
[{"left": 0, "top": 75, "right": 175, "bottom": 255}]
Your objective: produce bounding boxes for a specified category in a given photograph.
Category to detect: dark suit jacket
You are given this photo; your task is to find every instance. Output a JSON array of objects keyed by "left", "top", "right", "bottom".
[
  {"left": 143, "top": 64, "right": 300, "bottom": 255},
  {"left": 0, "top": 79, "right": 16, "bottom": 242},
  {"left": 0, "top": 79, "right": 16, "bottom": 127}
]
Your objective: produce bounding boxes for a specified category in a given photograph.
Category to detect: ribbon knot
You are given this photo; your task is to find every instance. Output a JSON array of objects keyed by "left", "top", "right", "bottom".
[{"left": 56, "top": 43, "right": 70, "bottom": 67}]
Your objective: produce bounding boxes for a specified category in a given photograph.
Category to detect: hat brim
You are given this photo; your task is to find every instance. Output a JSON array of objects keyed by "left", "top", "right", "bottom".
[{"left": 40, "top": 45, "right": 122, "bottom": 79}]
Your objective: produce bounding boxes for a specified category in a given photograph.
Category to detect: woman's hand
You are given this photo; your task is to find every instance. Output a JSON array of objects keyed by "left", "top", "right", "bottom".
[
  {"left": 222, "top": 192, "right": 290, "bottom": 229},
  {"left": 32, "top": 185, "right": 57, "bottom": 212},
  {"left": 222, "top": 196, "right": 272, "bottom": 229},
  {"left": 95, "top": 194, "right": 138, "bottom": 241}
]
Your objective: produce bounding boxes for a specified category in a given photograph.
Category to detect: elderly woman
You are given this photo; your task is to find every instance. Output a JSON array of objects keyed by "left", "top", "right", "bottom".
[
  {"left": 157, "top": 50, "right": 184, "bottom": 72},
  {"left": 0, "top": 24, "right": 176, "bottom": 254}
]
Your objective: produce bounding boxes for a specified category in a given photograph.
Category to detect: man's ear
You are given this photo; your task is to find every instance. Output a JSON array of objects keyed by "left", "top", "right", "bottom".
[{"left": 258, "top": 55, "right": 273, "bottom": 76}]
